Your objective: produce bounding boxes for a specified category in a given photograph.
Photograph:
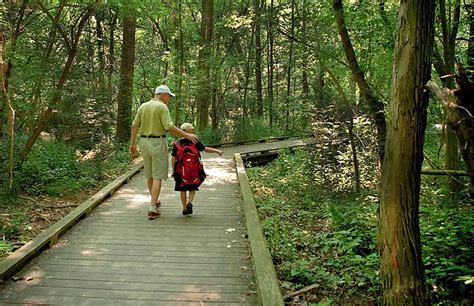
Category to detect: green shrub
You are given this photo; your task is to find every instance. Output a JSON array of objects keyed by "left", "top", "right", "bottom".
[{"left": 15, "top": 139, "right": 131, "bottom": 196}]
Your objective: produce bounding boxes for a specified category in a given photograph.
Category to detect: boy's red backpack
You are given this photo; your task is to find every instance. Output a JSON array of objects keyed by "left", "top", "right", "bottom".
[{"left": 173, "top": 140, "right": 206, "bottom": 188}]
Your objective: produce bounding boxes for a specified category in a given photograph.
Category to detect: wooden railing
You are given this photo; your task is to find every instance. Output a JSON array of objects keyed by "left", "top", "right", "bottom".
[{"left": 235, "top": 154, "right": 284, "bottom": 306}]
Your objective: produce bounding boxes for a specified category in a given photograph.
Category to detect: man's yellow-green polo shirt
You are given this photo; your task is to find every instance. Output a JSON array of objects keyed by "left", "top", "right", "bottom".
[{"left": 132, "top": 98, "right": 173, "bottom": 136}]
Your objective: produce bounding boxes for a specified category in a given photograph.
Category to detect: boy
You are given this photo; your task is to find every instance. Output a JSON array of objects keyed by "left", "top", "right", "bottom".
[{"left": 171, "top": 123, "right": 223, "bottom": 215}]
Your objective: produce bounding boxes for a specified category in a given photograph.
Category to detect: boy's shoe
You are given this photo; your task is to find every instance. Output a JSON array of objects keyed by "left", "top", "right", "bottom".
[
  {"left": 156, "top": 200, "right": 161, "bottom": 209},
  {"left": 182, "top": 208, "right": 188, "bottom": 215},
  {"left": 148, "top": 211, "right": 160, "bottom": 219},
  {"left": 186, "top": 203, "right": 193, "bottom": 215}
]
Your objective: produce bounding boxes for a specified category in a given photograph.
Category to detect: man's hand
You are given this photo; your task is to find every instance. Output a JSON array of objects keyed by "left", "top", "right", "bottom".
[
  {"left": 186, "top": 133, "right": 199, "bottom": 144},
  {"left": 130, "top": 144, "right": 136, "bottom": 160}
]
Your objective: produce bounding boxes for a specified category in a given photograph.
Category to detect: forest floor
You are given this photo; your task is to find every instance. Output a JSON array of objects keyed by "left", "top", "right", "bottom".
[{"left": 1, "top": 189, "right": 98, "bottom": 261}]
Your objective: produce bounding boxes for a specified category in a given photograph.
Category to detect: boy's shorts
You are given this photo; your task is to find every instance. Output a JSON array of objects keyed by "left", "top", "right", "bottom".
[{"left": 139, "top": 138, "right": 169, "bottom": 180}]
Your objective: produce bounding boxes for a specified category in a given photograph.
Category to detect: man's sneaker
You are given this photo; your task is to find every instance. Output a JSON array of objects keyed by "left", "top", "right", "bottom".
[
  {"left": 182, "top": 208, "right": 188, "bottom": 215},
  {"left": 186, "top": 203, "right": 193, "bottom": 215},
  {"left": 148, "top": 211, "right": 160, "bottom": 220}
]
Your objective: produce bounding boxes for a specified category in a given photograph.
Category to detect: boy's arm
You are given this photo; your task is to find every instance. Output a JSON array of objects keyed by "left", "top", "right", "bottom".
[{"left": 204, "top": 147, "right": 223, "bottom": 156}]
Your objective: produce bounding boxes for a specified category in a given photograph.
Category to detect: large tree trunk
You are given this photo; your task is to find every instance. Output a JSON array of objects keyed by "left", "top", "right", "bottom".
[
  {"left": 254, "top": 0, "right": 263, "bottom": 117},
  {"left": 378, "top": 1, "right": 435, "bottom": 304},
  {"left": 116, "top": 15, "right": 136, "bottom": 142},
  {"left": 196, "top": 0, "right": 213, "bottom": 131},
  {"left": 332, "top": 0, "right": 387, "bottom": 164}
]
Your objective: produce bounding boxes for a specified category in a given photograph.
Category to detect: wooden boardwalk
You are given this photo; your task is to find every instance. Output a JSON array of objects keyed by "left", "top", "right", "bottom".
[{"left": 0, "top": 139, "right": 305, "bottom": 305}]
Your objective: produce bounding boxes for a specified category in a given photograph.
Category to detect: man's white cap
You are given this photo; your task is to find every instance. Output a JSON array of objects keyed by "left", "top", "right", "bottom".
[{"left": 155, "top": 85, "right": 175, "bottom": 97}]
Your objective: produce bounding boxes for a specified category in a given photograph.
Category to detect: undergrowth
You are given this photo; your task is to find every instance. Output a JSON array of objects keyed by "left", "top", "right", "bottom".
[
  {"left": 246, "top": 147, "right": 473, "bottom": 304},
  {"left": 0, "top": 139, "right": 132, "bottom": 259}
]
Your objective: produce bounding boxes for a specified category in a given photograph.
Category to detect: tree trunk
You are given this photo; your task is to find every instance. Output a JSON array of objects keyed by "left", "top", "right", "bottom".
[
  {"left": 301, "top": 0, "right": 310, "bottom": 108},
  {"left": 268, "top": 0, "right": 274, "bottom": 128},
  {"left": 254, "top": 0, "right": 263, "bottom": 117},
  {"left": 468, "top": 3, "right": 474, "bottom": 83},
  {"left": 332, "top": 0, "right": 387, "bottom": 164},
  {"left": 20, "top": 2, "right": 98, "bottom": 163},
  {"left": 173, "top": 0, "right": 184, "bottom": 125},
  {"left": 107, "top": 12, "right": 117, "bottom": 107},
  {"left": 426, "top": 77, "right": 474, "bottom": 197},
  {"left": 1, "top": 15, "right": 15, "bottom": 189},
  {"left": 378, "top": 1, "right": 435, "bottom": 304},
  {"left": 96, "top": 10, "right": 106, "bottom": 105},
  {"left": 1, "top": 0, "right": 27, "bottom": 140},
  {"left": 116, "top": 14, "right": 136, "bottom": 142},
  {"left": 326, "top": 68, "right": 360, "bottom": 193},
  {"left": 196, "top": 0, "right": 213, "bottom": 132},
  {"left": 433, "top": 0, "right": 462, "bottom": 192},
  {"left": 285, "top": 0, "right": 295, "bottom": 133}
]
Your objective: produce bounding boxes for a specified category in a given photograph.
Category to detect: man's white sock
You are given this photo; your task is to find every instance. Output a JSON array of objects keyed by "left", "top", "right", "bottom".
[{"left": 149, "top": 203, "right": 156, "bottom": 212}]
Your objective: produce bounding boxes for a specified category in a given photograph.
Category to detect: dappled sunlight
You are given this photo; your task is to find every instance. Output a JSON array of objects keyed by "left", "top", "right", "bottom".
[
  {"left": 174, "top": 288, "right": 223, "bottom": 303},
  {"left": 80, "top": 249, "right": 101, "bottom": 256}
]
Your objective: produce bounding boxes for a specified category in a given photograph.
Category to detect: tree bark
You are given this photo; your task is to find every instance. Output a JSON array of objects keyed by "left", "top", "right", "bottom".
[
  {"left": 196, "top": 0, "right": 213, "bottom": 131},
  {"left": 116, "top": 14, "right": 136, "bottom": 142},
  {"left": 378, "top": 1, "right": 435, "bottom": 304},
  {"left": 332, "top": 0, "right": 387, "bottom": 164}
]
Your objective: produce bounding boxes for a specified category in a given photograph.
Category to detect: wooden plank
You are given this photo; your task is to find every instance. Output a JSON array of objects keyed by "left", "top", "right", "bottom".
[
  {"left": 0, "top": 162, "right": 143, "bottom": 282},
  {"left": 46, "top": 245, "right": 250, "bottom": 261},
  {"left": 0, "top": 295, "right": 257, "bottom": 306},
  {"left": 235, "top": 154, "right": 284, "bottom": 306},
  {"left": 31, "top": 263, "right": 253, "bottom": 278},
  {"left": 61, "top": 237, "right": 247, "bottom": 248},
  {"left": 33, "top": 259, "right": 252, "bottom": 271},
  {"left": 1, "top": 286, "right": 255, "bottom": 304},
  {"left": 6, "top": 278, "right": 251, "bottom": 294},
  {"left": 17, "top": 270, "right": 253, "bottom": 286}
]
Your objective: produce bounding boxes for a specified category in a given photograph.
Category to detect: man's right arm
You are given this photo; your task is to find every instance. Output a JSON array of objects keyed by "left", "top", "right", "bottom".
[
  {"left": 168, "top": 126, "right": 198, "bottom": 143},
  {"left": 130, "top": 125, "right": 139, "bottom": 159}
]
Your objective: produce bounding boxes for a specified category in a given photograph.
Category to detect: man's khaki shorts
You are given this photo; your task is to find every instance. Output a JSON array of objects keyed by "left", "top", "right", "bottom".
[{"left": 139, "top": 138, "right": 169, "bottom": 180}]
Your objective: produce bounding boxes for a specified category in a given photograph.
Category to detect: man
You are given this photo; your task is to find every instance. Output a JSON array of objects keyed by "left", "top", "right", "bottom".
[{"left": 130, "top": 85, "right": 198, "bottom": 219}]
